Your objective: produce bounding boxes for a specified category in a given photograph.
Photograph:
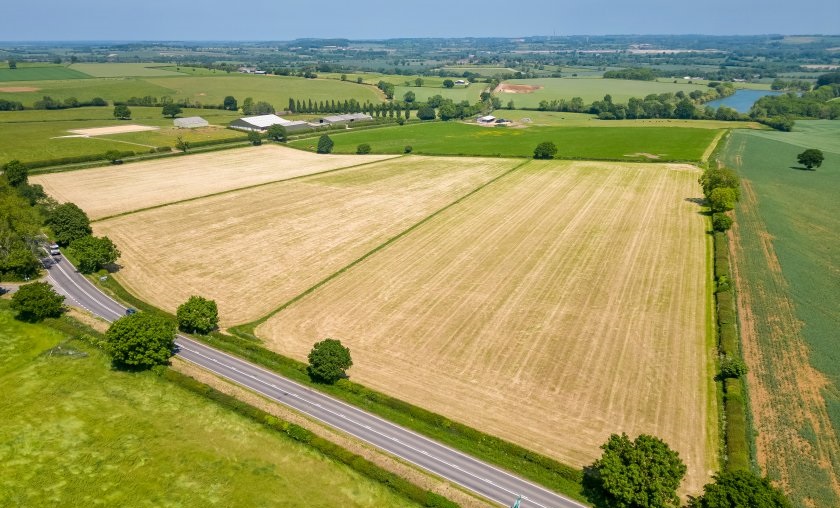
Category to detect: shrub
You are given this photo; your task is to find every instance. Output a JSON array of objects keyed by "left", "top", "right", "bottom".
[
  {"left": 316, "top": 134, "right": 334, "bottom": 154},
  {"left": 712, "top": 213, "right": 733, "bottom": 232},
  {"left": 719, "top": 356, "right": 748, "bottom": 379},
  {"left": 533, "top": 141, "right": 558, "bottom": 159},
  {"left": 404, "top": 145, "right": 413, "bottom": 153},
  {"left": 356, "top": 143, "right": 371, "bottom": 154}
]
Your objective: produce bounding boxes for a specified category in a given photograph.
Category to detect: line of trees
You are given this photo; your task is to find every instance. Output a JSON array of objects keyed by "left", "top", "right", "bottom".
[{"left": 750, "top": 83, "right": 840, "bottom": 120}]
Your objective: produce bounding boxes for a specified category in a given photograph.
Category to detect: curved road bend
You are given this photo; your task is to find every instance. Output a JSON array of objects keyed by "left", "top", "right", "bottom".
[{"left": 45, "top": 256, "right": 587, "bottom": 508}]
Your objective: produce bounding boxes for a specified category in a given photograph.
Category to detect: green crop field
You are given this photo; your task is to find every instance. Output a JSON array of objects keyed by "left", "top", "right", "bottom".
[
  {"left": 68, "top": 63, "right": 187, "bottom": 77},
  {"left": 440, "top": 66, "right": 518, "bottom": 76},
  {"left": 721, "top": 121, "right": 840, "bottom": 508},
  {"left": 0, "top": 304, "right": 417, "bottom": 507},
  {"left": 0, "top": 107, "right": 242, "bottom": 163},
  {"left": 0, "top": 65, "right": 91, "bottom": 82},
  {"left": 488, "top": 109, "right": 764, "bottom": 129},
  {"left": 0, "top": 74, "right": 382, "bottom": 110},
  {"left": 497, "top": 77, "right": 710, "bottom": 106},
  {"left": 291, "top": 121, "right": 718, "bottom": 161},
  {"left": 394, "top": 84, "right": 482, "bottom": 103}
]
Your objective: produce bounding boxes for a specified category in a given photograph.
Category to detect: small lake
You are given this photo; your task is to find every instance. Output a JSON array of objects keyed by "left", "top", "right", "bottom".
[{"left": 705, "top": 89, "right": 783, "bottom": 113}]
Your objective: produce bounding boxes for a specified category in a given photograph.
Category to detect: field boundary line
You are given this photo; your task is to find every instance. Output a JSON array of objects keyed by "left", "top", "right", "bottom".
[
  {"left": 92, "top": 153, "right": 406, "bottom": 223},
  {"left": 233, "top": 158, "right": 533, "bottom": 333},
  {"left": 701, "top": 129, "right": 727, "bottom": 164}
]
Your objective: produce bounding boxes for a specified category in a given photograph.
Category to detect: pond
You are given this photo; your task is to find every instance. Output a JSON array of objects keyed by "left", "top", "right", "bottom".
[{"left": 705, "top": 89, "right": 783, "bottom": 113}]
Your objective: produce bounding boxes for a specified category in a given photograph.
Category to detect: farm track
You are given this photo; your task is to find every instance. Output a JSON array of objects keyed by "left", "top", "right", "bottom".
[
  {"left": 258, "top": 160, "right": 713, "bottom": 494},
  {"left": 94, "top": 156, "right": 519, "bottom": 325}
]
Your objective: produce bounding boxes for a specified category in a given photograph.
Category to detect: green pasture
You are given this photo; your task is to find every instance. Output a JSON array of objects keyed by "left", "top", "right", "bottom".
[
  {"left": 395, "top": 84, "right": 481, "bottom": 103},
  {"left": 490, "top": 109, "right": 764, "bottom": 129},
  {"left": 0, "top": 107, "right": 242, "bottom": 163},
  {"left": 440, "top": 66, "right": 518, "bottom": 76},
  {"left": 721, "top": 122, "right": 840, "bottom": 507},
  {"left": 0, "top": 305, "right": 416, "bottom": 507},
  {"left": 291, "top": 121, "right": 718, "bottom": 161},
  {"left": 68, "top": 63, "right": 187, "bottom": 77},
  {"left": 497, "top": 77, "right": 710, "bottom": 106},
  {"left": 317, "top": 72, "right": 450, "bottom": 88},
  {"left": 0, "top": 78, "right": 176, "bottom": 107},
  {"left": 0, "top": 65, "right": 91, "bottom": 82}
]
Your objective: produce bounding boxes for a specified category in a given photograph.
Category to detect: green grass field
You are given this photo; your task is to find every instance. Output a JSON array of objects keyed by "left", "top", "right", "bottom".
[
  {"left": 440, "top": 66, "right": 518, "bottom": 76},
  {"left": 0, "top": 65, "right": 91, "bottom": 82},
  {"left": 721, "top": 121, "right": 840, "bottom": 507},
  {"left": 0, "top": 304, "right": 417, "bottom": 507},
  {"left": 394, "top": 84, "right": 481, "bottom": 103},
  {"left": 0, "top": 107, "right": 243, "bottom": 163},
  {"left": 0, "top": 74, "right": 382, "bottom": 110},
  {"left": 488, "top": 109, "right": 764, "bottom": 129},
  {"left": 291, "top": 121, "right": 718, "bottom": 161},
  {"left": 68, "top": 63, "right": 187, "bottom": 77},
  {"left": 498, "top": 77, "right": 711, "bottom": 106}
]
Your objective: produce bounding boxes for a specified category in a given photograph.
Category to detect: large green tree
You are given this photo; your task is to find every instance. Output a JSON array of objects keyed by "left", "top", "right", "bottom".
[
  {"left": 68, "top": 235, "right": 120, "bottom": 273},
  {"left": 223, "top": 95, "right": 238, "bottom": 111},
  {"left": 266, "top": 124, "right": 287, "bottom": 142},
  {"left": 690, "top": 470, "right": 791, "bottom": 508},
  {"left": 443, "top": 79, "right": 455, "bottom": 88},
  {"left": 699, "top": 167, "right": 740, "bottom": 200},
  {"left": 316, "top": 134, "right": 334, "bottom": 154},
  {"left": 709, "top": 187, "right": 738, "bottom": 213},
  {"left": 113, "top": 104, "right": 131, "bottom": 120},
  {"left": 105, "top": 313, "right": 176, "bottom": 369},
  {"left": 416, "top": 104, "right": 436, "bottom": 120},
  {"left": 162, "top": 103, "right": 182, "bottom": 118},
  {"left": 307, "top": 338, "right": 353, "bottom": 383},
  {"left": 3, "top": 160, "right": 27, "bottom": 187},
  {"left": 584, "top": 433, "right": 687, "bottom": 508},
  {"left": 47, "top": 202, "right": 91, "bottom": 246},
  {"left": 247, "top": 130, "right": 262, "bottom": 146},
  {"left": 176, "top": 295, "right": 218, "bottom": 335},
  {"left": 533, "top": 141, "right": 558, "bottom": 160},
  {"left": 10, "top": 282, "right": 64, "bottom": 322},
  {"left": 797, "top": 148, "right": 824, "bottom": 170}
]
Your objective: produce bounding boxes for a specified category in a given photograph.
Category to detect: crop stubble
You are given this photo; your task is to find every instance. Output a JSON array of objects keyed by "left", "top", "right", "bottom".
[
  {"left": 257, "top": 160, "right": 713, "bottom": 494},
  {"left": 33, "top": 145, "right": 397, "bottom": 219},
  {"left": 93, "top": 156, "right": 519, "bottom": 324}
]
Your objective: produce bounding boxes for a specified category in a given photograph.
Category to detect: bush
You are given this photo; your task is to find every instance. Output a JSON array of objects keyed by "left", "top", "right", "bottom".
[
  {"left": 404, "top": 145, "right": 413, "bottom": 153},
  {"left": 10, "top": 282, "right": 65, "bottom": 321},
  {"left": 356, "top": 143, "right": 371, "bottom": 154},
  {"left": 712, "top": 213, "right": 733, "bottom": 232},
  {"left": 316, "top": 134, "right": 334, "bottom": 154},
  {"left": 533, "top": 141, "right": 558, "bottom": 159},
  {"left": 719, "top": 356, "right": 748, "bottom": 379},
  {"left": 176, "top": 295, "right": 219, "bottom": 335},
  {"left": 724, "top": 379, "right": 750, "bottom": 471}
]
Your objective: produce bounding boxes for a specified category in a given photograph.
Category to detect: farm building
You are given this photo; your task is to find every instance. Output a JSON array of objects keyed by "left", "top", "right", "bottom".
[
  {"left": 477, "top": 115, "right": 496, "bottom": 124},
  {"left": 318, "top": 113, "right": 373, "bottom": 125},
  {"left": 230, "top": 114, "right": 310, "bottom": 133},
  {"left": 455, "top": 79, "right": 469, "bottom": 86},
  {"left": 174, "top": 116, "right": 209, "bottom": 129}
]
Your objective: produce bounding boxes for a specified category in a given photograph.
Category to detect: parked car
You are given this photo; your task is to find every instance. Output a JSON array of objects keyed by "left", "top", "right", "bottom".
[{"left": 125, "top": 308, "right": 137, "bottom": 316}]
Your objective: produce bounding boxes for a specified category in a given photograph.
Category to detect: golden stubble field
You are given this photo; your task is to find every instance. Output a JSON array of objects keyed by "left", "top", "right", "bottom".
[
  {"left": 93, "top": 156, "right": 519, "bottom": 324},
  {"left": 257, "top": 160, "right": 714, "bottom": 493},
  {"left": 32, "top": 144, "right": 397, "bottom": 219}
]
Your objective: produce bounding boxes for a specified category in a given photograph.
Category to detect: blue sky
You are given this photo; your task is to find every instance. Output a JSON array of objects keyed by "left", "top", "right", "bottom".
[{"left": 4, "top": 0, "right": 839, "bottom": 40}]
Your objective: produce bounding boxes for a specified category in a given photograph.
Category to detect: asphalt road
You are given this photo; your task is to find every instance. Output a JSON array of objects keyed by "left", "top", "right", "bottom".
[{"left": 45, "top": 255, "right": 587, "bottom": 508}]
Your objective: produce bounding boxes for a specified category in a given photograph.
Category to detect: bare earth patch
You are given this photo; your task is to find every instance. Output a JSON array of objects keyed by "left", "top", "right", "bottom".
[
  {"left": 0, "top": 86, "right": 39, "bottom": 93},
  {"left": 32, "top": 145, "right": 398, "bottom": 219},
  {"left": 257, "top": 160, "right": 713, "bottom": 495},
  {"left": 93, "top": 156, "right": 518, "bottom": 324},
  {"left": 493, "top": 83, "right": 543, "bottom": 94},
  {"left": 624, "top": 152, "right": 661, "bottom": 159},
  {"left": 68, "top": 124, "right": 160, "bottom": 136}
]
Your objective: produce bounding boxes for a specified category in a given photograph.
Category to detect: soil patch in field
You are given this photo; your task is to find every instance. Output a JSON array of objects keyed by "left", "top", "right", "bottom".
[
  {"left": 494, "top": 83, "right": 543, "bottom": 94},
  {"left": 0, "top": 86, "right": 39, "bottom": 92},
  {"left": 68, "top": 124, "right": 159, "bottom": 136},
  {"left": 624, "top": 152, "right": 661, "bottom": 159}
]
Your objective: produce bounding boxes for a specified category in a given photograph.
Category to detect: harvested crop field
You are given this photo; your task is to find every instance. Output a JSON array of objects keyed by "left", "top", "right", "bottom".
[
  {"left": 494, "top": 83, "right": 543, "bottom": 94},
  {"left": 33, "top": 145, "right": 397, "bottom": 219},
  {"left": 0, "top": 86, "right": 39, "bottom": 93},
  {"left": 93, "top": 156, "right": 519, "bottom": 323},
  {"left": 67, "top": 124, "right": 160, "bottom": 136},
  {"left": 257, "top": 160, "right": 714, "bottom": 494}
]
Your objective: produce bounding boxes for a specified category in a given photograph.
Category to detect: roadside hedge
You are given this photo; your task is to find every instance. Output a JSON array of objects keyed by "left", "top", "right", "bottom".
[
  {"left": 22, "top": 150, "right": 136, "bottom": 169},
  {"left": 162, "top": 368, "right": 459, "bottom": 508}
]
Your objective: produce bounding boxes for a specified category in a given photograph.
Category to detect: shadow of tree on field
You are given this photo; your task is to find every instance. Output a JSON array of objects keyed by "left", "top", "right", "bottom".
[{"left": 790, "top": 165, "right": 816, "bottom": 171}]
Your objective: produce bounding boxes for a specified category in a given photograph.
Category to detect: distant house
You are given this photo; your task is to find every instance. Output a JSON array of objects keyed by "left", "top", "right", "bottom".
[
  {"left": 318, "top": 113, "right": 373, "bottom": 125},
  {"left": 477, "top": 115, "right": 496, "bottom": 124},
  {"left": 230, "top": 114, "right": 311, "bottom": 133},
  {"left": 174, "top": 116, "right": 209, "bottom": 129},
  {"left": 454, "top": 79, "right": 468, "bottom": 86},
  {"left": 238, "top": 66, "right": 258, "bottom": 74}
]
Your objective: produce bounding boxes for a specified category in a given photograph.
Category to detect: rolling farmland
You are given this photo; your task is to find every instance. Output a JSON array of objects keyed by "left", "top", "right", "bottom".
[
  {"left": 93, "top": 156, "right": 519, "bottom": 323},
  {"left": 721, "top": 122, "right": 840, "bottom": 507},
  {"left": 497, "top": 77, "right": 710, "bottom": 106},
  {"left": 33, "top": 145, "right": 397, "bottom": 219},
  {"left": 256, "top": 159, "right": 714, "bottom": 494}
]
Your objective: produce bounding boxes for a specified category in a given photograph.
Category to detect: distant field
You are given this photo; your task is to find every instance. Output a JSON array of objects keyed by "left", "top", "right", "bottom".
[
  {"left": 440, "top": 66, "right": 518, "bottom": 75},
  {"left": 34, "top": 145, "right": 395, "bottom": 219},
  {"left": 0, "top": 74, "right": 382, "bottom": 110},
  {"left": 0, "top": 65, "right": 91, "bottom": 82},
  {"left": 497, "top": 77, "right": 709, "bottom": 106},
  {"left": 0, "top": 107, "right": 242, "bottom": 164},
  {"left": 721, "top": 122, "right": 840, "bottom": 507},
  {"left": 257, "top": 159, "right": 713, "bottom": 494},
  {"left": 0, "top": 305, "right": 416, "bottom": 507},
  {"left": 93, "top": 156, "right": 518, "bottom": 324},
  {"left": 394, "top": 84, "right": 481, "bottom": 103},
  {"left": 290, "top": 122, "right": 719, "bottom": 161},
  {"left": 489, "top": 109, "right": 764, "bottom": 129},
  {"left": 69, "top": 63, "right": 187, "bottom": 77}
]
